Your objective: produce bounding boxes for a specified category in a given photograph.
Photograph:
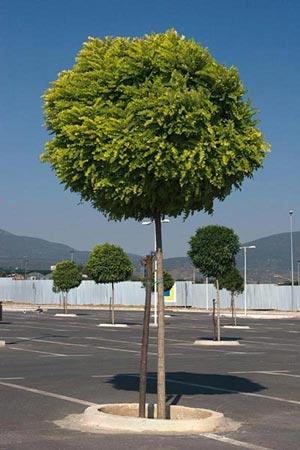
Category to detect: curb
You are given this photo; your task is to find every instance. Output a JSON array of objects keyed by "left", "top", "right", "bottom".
[
  {"left": 57, "top": 403, "right": 227, "bottom": 434},
  {"left": 55, "top": 313, "right": 77, "bottom": 317},
  {"left": 194, "top": 339, "right": 240, "bottom": 346}
]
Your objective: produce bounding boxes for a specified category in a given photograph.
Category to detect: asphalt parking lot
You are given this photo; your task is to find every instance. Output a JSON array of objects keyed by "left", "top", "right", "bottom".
[{"left": 0, "top": 309, "right": 300, "bottom": 450}]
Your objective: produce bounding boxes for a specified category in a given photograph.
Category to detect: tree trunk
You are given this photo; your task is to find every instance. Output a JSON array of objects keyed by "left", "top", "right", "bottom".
[
  {"left": 212, "top": 299, "right": 217, "bottom": 341},
  {"left": 111, "top": 282, "right": 115, "bottom": 325},
  {"left": 231, "top": 292, "right": 234, "bottom": 326},
  {"left": 216, "top": 279, "right": 221, "bottom": 341},
  {"left": 155, "top": 216, "right": 166, "bottom": 419},
  {"left": 139, "top": 255, "right": 153, "bottom": 418},
  {"left": 233, "top": 294, "right": 237, "bottom": 326},
  {"left": 64, "top": 292, "right": 68, "bottom": 314}
]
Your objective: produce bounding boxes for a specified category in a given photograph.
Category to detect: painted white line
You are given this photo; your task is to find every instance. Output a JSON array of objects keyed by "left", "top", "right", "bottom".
[
  {"left": 12, "top": 336, "right": 182, "bottom": 356},
  {"left": 244, "top": 340, "right": 300, "bottom": 349},
  {"left": 128, "top": 375, "right": 300, "bottom": 407},
  {"left": 13, "top": 337, "right": 154, "bottom": 355},
  {"left": 229, "top": 371, "right": 300, "bottom": 379},
  {"left": 85, "top": 336, "right": 156, "bottom": 347},
  {"left": 0, "top": 377, "right": 24, "bottom": 380},
  {"left": 149, "top": 336, "right": 190, "bottom": 344},
  {"left": 16, "top": 337, "right": 87, "bottom": 348},
  {"left": 9, "top": 347, "right": 67, "bottom": 357},
  {"left": 39, "top": 354, "right": 92, "bottom": 358},
  {"left": 0, "top": 381, "right": 96, "bottom": 406},
  {"left": 225, "top": 352, "right": 264, "bottom": 356},
  {"left": 91, "top": 374, "right": 115, "bottom": 378},
  {"left": 202, "top": 433, "right": 272, "bottom": 450},
  {"left": 94, "top": 345, "right": 156, "bottom": 355}
]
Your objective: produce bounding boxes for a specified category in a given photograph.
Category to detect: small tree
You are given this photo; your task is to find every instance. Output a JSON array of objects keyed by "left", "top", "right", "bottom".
[
  {"left": 219, "top": 267, "right": 244, "bottom": 326},
  {"left": 86, "top": 243, "right": 133, "bottom": 324},
  {"left": 163, "top": 271, "right": 174, "bottom": 292},
  {"left": 52, "top": 260, "right": 82, "bottom": 314},
  {"left": 143, "top": 270, "right": 174, "bottom": 292},
  {"left": 188, "top": 225, "right": 240, "bottom": 340}
]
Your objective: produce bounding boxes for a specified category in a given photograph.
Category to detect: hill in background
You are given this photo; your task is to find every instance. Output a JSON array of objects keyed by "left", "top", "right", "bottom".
[{"left": 0, "top": 229, "right": 299, "bottom": 283}]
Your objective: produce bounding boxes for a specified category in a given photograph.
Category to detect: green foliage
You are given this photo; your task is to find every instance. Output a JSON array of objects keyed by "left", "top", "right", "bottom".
[
  {"left": 188, "top": 225, "right": 240, "bottom": 279},
  {"left": 163, "top": 271, "right": 174, "bottom": 291},
  {"left": 41, "top": 30, "right": 269, "bottom": 221},
  {"left": 87, "top": 243, "right": 133, "bottom": 284},
  {"left": 142, "top": 270, "right": 174, "bottom": 291},
  {"left": 219, "top": 266, "right": 244, "bottom": 295},
  {"left": 52, "top": 260, "right": 82, "bottom": 293}
]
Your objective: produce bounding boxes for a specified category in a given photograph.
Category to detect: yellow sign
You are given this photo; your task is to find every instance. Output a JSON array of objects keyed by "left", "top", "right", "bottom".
[{"left": 164, "top": 284, "right": 176, "bottom": 303}]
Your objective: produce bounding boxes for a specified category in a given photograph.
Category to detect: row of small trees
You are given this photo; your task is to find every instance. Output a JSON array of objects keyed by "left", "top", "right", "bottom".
[
  {"left": 52, "top": 243, "right": 175, "bottom": 321},
  {"left": 189, "top": 224, "right": 244, "bottom": 338},
  {"left": 52, "top": 243, "right": 133, "bottom": 322}
]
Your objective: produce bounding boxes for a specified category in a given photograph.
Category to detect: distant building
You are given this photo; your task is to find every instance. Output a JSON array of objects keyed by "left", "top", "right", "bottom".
[{"left": 27, "top": 272, "right": 51, "bottom": 280}]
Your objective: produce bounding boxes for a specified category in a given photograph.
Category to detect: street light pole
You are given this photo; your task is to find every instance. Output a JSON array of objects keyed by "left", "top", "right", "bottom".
[
  {"left": 240, "top": 245, "right": 256, "bottom": 316},
  {"left": 297, "top": 260, "right": 300, "bottom": 287},
  {"left": 289, "top": 210, "right": 294, "bottom": 310}
]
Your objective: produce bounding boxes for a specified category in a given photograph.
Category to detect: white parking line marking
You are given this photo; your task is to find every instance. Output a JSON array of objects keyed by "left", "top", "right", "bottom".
[
  {"left": 91, "top": 374, "right": 115, "bottom": 378},
  {"left": 0, "top": 377, "right": 24, "bottom": 380},
  {"left": 202, "top": 433, "right": 272, "bottom": 450},
  {"left": 85, "top": 336, "right": 157, "bottom": 347},
  {"left": 10, "top": 336, "right": 182, "bottom": 356},
  {"left": 0, "top": 381, "right": 96, "bottom": 406},
  {"left": 229, "top": 371, "right": 300, "bottom": 378},
  {"left": 16, "top": 337, "right": 87, "bottom": 347},
  {"left": 244, "top": 340, "right": 300, "bottom": 348},
  {"left": 94, "top": 345, "right": 157, "bottom": 355},
  {"left": 127, "top": 374, "right": 300, "bottom": 406},
  {"left": 9, "top": 347, "right": 67, "bottom": 357}
]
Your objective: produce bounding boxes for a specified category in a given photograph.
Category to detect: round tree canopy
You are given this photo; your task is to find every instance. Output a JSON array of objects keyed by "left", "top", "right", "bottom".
[
  {"left": 52, "top": 260, "right": 82, "bottom": 293},
  {"left": 163, "top": 271, "right": 174, "bottom": 291},
  {"left": 86, "top": 243, "right": 133, "bottom": 284},
  {"left": 42, "top": 30, "right": 269, "bottom": 221},
  {"left": 188, "top": 225, "right": 240, "bottom": 279},
  {"left": 219, "top": 266, "right": 244, "bottom": 295}
]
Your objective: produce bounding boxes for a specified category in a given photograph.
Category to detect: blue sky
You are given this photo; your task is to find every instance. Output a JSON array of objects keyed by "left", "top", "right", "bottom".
[{"left": 0, "top": 0, "right": 299, "bottom": 257}]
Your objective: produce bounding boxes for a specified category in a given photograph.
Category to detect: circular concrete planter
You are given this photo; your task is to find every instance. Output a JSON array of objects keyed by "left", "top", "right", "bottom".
[
  {"left": 57, "top": 403, "right": 227, "bottom": 434},
  {"left": 194, "top": 339, "right": 240, "bottom": 346},
  {"left": 0, "top": 340, "right": 5, "bottom": 347},
  {"left": 222, "top": 325, "right": 250, "bottom": 330},
  {"left": 55, "top": 313, "right": 77, "bottom": 317},
  {"left": 98, "top": 323, "right": 128, "bottom": 328}
]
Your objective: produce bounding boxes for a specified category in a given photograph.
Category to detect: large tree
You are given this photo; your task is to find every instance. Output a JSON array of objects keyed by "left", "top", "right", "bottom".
[
  {"left": 86, "top": 243, "right": 133, "bottom": 324},
  {"left": 188, "top": 225, "right": 240, "bottom": 340},
  {"left": 42, "top": 30, "right": 268, "bottom": 418},
  {"left": 52, "top": 260, "right": 82, "bottom": 314},
  {"left": 219, "top": 266, "right": 244, "bottom": 326}
]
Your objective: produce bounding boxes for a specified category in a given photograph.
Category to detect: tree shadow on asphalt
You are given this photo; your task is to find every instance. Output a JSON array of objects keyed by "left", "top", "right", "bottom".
[{"left": 105, "top": 372, "right": 266, "bottom": 405}]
